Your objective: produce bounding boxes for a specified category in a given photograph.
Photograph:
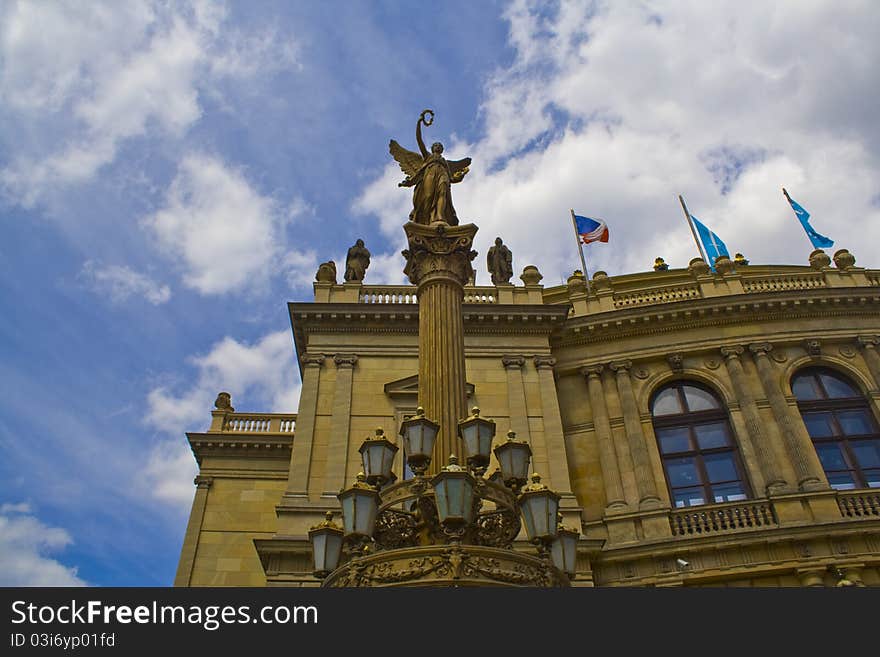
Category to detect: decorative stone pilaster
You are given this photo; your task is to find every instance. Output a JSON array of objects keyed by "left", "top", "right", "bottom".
[
  {"left": 286, "top": 353, "right": 326, "bottom": 496},
  {"left": 720, "top": 345, "right": 788, "bottom": 495},
  {"left": 749, "top": 343, "right": 825, "bottom": 491},
  {"left": 581, "top": 365, "right": 627, "bottom": 511},
  {"left": 403, "top": 221, "right": 477, "bottom": 471},
  {"left": 609, "top": 360, "right": 661, "bottom": 507},
  {"left": 501, "top": 355, "right": 531, "bottom": 448},
  {"left": 174, "top": 475, "right": 214, "bottom": 587},
  {"left": 857, "top": 336, "right": 880, "bottom": 389},
  {"left": 533, "top": 355, "right": 572, "bottom": 496},
  {"left": 323, "top": 354, "right": 358, "bottom": 496}
]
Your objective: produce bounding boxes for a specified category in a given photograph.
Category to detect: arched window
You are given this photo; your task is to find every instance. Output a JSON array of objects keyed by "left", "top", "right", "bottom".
[
  {"left": 792, "top": 368, "right": 880, "bottom": 490},
  {"left": 651, "top": 382, "right": 750, "bottom": 508}
]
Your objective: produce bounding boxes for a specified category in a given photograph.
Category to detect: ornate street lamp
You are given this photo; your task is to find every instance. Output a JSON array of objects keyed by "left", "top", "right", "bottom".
[
  {"left": 338, "top": 472, "right": 380, "bottom": 542},
  {"left": 517, "top": 473, "right": 560, "bottom": 543},
  {"left": 399, "top": 407, "right": 440, "bottom": 476},
  {"left": 549, "top": 519, "right": 579, "bottom": 579},
  {"left": 457, "top": 407, "right": 496, "bottom": 475},
  {"left": 493, "top": 430, "right": 532, "bottom": 490},
  {"left": 430, "top": 455, "right": 476, "bottom": 535},
  {"left": 308, "top": 512, "right": 344, "bottom": 579},
  {"left": 359, "top": 427, "right": 399, "bottom": 487}
]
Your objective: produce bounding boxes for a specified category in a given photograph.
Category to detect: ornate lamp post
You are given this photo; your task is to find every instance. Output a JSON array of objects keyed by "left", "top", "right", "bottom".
[
  {"left": 399, "top": 407, "right": 440, "bottom": 476},
  {"left": 517, "top": 473, "right": 560, "bottom": 543},
  {"left": 431, "top": 455, "right": 477, "bottom": 536},
  {"left": 338, "top": 473, "right": 380, "bottom": 550},
  {"left": 457, "top": 407, "right": 496, "bottom": 476},
  {"left": 359, "top": 428, "right": 399, "bottom": 487},
  {"left": 493, "top": 430, "right": 532, "bottom": 490},
  {"left": 308, "top": 512, "right": 344, "bottom": 579}
]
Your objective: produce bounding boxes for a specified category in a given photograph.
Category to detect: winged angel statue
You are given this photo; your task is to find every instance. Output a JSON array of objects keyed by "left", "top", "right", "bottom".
[{"left": 389, "top": 109, "right": 471, "bottom": 226}]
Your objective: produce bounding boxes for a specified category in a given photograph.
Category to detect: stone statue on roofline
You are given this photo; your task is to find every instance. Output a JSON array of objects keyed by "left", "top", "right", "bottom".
[
  {"left": 344, "top": 239, "right": 371, "bottom": 282},
  {"left": 487, "top": 237, "right": 513, "bottom": 285},
  {"left": 389, "top": 109, "right": 472, "bottom": 226}
]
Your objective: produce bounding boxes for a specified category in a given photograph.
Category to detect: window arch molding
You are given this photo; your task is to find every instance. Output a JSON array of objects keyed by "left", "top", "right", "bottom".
[
  {"left": 638, "top": 368, "right": 736, "bottom": 414},
  {"left": 780, "top": 354, "right": 875, "bottom": 400},
  {"left": 649, "top": 379, "right": 752, "bottom": 508}
]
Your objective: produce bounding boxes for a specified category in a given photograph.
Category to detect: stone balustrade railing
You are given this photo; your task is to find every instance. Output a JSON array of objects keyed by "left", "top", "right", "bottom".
[
  {"left": 837, "top": 491, "right": 880, "bottom": 518},
  {"left": 669, "top": 500, "right": 778, "bottom": 536},
  {"left": 741, "top": 272, "right": 826, "bottom": 293},
  {"left": 356, "top": 286, "right": 498, "bottom": 304},
  {"left": 218, "top": 413, "right": 296, "bottom": 434},
  {"left": 613, "top": 283, "right": 701, "bottom": 308}
]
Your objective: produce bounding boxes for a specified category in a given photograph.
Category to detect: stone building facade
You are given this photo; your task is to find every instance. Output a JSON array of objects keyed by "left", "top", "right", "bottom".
[{"left": 175, "top": 248, "right": 880, "bottom": 586}]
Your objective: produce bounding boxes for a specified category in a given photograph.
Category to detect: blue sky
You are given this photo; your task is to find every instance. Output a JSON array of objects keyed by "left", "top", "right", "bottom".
[{"left": 1, "top": 0, "right": 878, "bottom": 586}]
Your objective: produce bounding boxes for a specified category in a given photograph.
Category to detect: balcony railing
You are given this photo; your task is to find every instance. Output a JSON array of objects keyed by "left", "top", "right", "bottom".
[
  {"left": 837, "top": 491, "right": 880, "bottom": 518},
  {"left": 219, "top": 413, "right": 296, "bottom": 434},
  {"left": 669, "top": 501, "right": 778, "bottom": 536},
  {"left": 613, "top": 283, "right": 700, "bottom": 309},
  {"left": 741, "top": 273, "right": 826, "bottom": 293}
]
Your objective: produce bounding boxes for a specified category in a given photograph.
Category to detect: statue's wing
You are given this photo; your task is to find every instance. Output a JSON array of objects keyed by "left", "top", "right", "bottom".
[
  {"left": 448, "top": 157, "right": 472, "bottom": 177},
  {"left": 389, "top": 140, "right": 423, "bottom": 178}
]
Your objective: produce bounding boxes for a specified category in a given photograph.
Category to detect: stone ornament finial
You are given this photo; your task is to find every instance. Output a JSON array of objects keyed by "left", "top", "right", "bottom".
[
  {"left": 315, "top": 260, "right": 337, "bottom": 283},
  {"left": 520, "top": 265, "right": 543, "bottom": 286},
  {"left": 214, "top": 392, "right": 234, "bottom": 412},
  {"left": 591, "top": 270, "right": 612, "bottom": 291},
  {"left": 653, "top": 257, "right": 669, "bottom": 271},
  {"left": 832, "top": 248, "right": 855, "bottom": 270},
  {"left": 344, "top": 239, "right": 371, "bottom": 282},
  {"left": 714, "top": 255, "right": 736, "bottom": 275},
  {"left": 734, "top": 253, "right": 749, "bottom": 266},
  {"left": 809, "top": 249, "right": 831, "bottom": 270},
  {"left": 566, "top": 270, "right": 588, "bottom": 295},
  {"left": 687, "top": 257, "right": 711, "bottom": 276}
]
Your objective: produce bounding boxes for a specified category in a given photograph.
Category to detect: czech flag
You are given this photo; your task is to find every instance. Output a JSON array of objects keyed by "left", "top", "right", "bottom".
[{"left": 573, "top": 215, "right": 610, "bottom": 244}]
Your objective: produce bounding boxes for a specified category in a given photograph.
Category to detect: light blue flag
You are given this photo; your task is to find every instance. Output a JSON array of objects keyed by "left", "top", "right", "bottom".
[
  {"left": 784, "top": 191, "right": 833, "bottom": 249},
  {"left": 690, "top": 215, "right": 729, "bottom": 271}
]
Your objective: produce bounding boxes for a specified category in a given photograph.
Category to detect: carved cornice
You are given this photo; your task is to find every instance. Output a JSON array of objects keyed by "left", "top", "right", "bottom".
[
  {"left": 501, "top": 355, "right": 526, "bottom": 369},
  {"left": 186, "top": 432, "right": 293, "bottom": 464},
  {"left": 333, "top": 353, "right": 359, "bottom": 368},
  {"left": 533, "top": 355, "right": 557, "bottom": 370}
]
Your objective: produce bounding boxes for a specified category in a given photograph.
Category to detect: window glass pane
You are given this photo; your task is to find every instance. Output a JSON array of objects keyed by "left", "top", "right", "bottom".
[
  {"left": 672, "top": 487, "right": 706, "bottom": 508},
  {"left": 865, "top": 470, "right": 880, "bottom": 488},
  {"left": 711, "top": 482, "right": 747, "bottom": 503},
  {"left": 694, "top": 422, "right": 730, "bottom": 449},
  {"left": 656, "top": 427, "right": 691, "bottom": 454},
  {"left": 652, "top": 388, "right": 683, "bottom": 416},
  {"left": 703, "top": 453, "right": 739, "bottom": 483},
  {"left": 665, "top": 457, "right": 700, "bottom": 487},
  {"left": 851, "top": 440, "right": 880, "bottom": 469},
  {"left": 837, "top": 410, "right": 873, "bottom": 436},
  {"left": 820, "top": 373, "right": 858, "bottom": 399},
  {"left": 827, "top": 472, "right": 856, "bottom": 490},
  {"left": 682, "top": 385, "right": 719, "bottom": 412},
  {"left": 792, "top": 375, "right": 821, "bottom": 401},
  {"left": 815, "top": 443, "right": 848, "bottom": 471},
  {"left": 803, "top": 412, "right": 834, "bottom": 437}
]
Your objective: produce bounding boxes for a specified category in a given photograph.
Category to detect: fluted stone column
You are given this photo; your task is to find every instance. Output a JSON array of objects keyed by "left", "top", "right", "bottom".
[
  {"left": 322, "top": 354, "right": 358, "bottom": 496},
  {"left": 857, "top": 336, "right": 880, "bottom": 389},
  {"left": 721, "top": 345, "right": 789, "bottom": 495},
  {"left": 581, "top": 365, "right": 627, "bottom": 510},
  {"left": 609, "top": 360, "right": 661, "bottom": 507},
  {"left": 287, "top": 353, "right": 325, "bottom": 496},
  {"left": 749, "top": 343, "right": 825, "bottom": 491},
  {"left": 174, "top": 475, "right": 213, "bottom": 586},
  {"left": 533, "top": 355, "right": 573, "bottom": 495},
  {"left": 502, "top": 355, "right": 531, "bottom": 443},
  {"left": 403, "top": 221, "right": 477, "bottom": 472}
]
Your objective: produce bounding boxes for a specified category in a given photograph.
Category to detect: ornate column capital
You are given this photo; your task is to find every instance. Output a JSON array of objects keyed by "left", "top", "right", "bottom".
[
  {"left": 748, "top": 342, "right": 773, "bottom": 357},
  {"left": 721, "top": 345, "right": 745, "bottom": 360},
  {"left": 581, "top": 364, "right": 603, "bottom": 378},
  {"left": 857, "top": 335, "right": 879, "bottom": 349},
  {"left": 609, "top": 360, "right": 632, "bottom": 374},
  {"left": 194, "top": 475, "right": 214, "bottom": 489},
  {"left": 301, "top": 353, "right": 326, "bottom": 368},
  {"left": 533, "top": 355, "right": 557, "bottom": 370},
  {"left": 402, "top": 221, "right": 478, "bottom": 287},
  {"left": 501, "top": 355, "right": 526, "bottom": 369},
  {"left": 333, "top": 353, "right": 359, "bottom": 368}
]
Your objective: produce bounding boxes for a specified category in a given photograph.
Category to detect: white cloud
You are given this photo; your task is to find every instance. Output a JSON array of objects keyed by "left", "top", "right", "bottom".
[
  {"left": 80, "top": 260, "right": 171, "bottom": 305},
  {"left": 0, "top": 0, "right": 300, "bottom": 206},
  {"left": 145, "top": 330, "right": 301, "bottom": 506},
  {"left": 356, "top": 1, "right": 880, "bottom": 282},
  {"left": 143, "top": 153, "right": 311, "bottom": 295},
  {"left": 0, "top": 506, "right": 86, "bottom": 586}
]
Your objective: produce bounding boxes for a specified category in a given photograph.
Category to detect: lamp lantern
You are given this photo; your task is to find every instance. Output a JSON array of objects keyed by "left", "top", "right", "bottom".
[
  {"left": 308, "top": 512, "right": 344, "bottom": 578},
  {"left": 359, "top": 427, "right": 399, "bottom": 487},
  {"left": 430, "top": 455, "right": 477, "bottom": 529},
  {"left": 549, "top": 523, "right": 579, "bottom": 579},
  {"left": 517, "top": 473, "right": 560, "bottom": 542},
  {"left": 457, "top": 407, "right": 496, "bottom": 474},
  {"left": 399, "top": 407, "right": 440, "bottom": 476},
  {"left": 493, "top": 430, "right": 532, "bottom": 488},
  {"left": 338, "top": 472, "right": 380, "bottom": 539}
]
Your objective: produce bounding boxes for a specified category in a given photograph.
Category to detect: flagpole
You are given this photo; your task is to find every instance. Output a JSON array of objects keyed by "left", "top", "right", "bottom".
[
  {"left": 678, "top": 195, "right": 709, "bottom": 264},
  {"left": 569, "top": 208, "right": 590, "bottom": 280}
]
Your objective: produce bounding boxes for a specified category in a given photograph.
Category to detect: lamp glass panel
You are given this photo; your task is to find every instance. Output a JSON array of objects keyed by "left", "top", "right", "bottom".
[
  {"left": 311, "top": 533, "right": 327, "bottom": 571},
  {"left": 341, "top": 495, "right": 355, "bottom": 535},
  {"left": 354, "top": 493, "right": 377, "bottom": 535}
]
